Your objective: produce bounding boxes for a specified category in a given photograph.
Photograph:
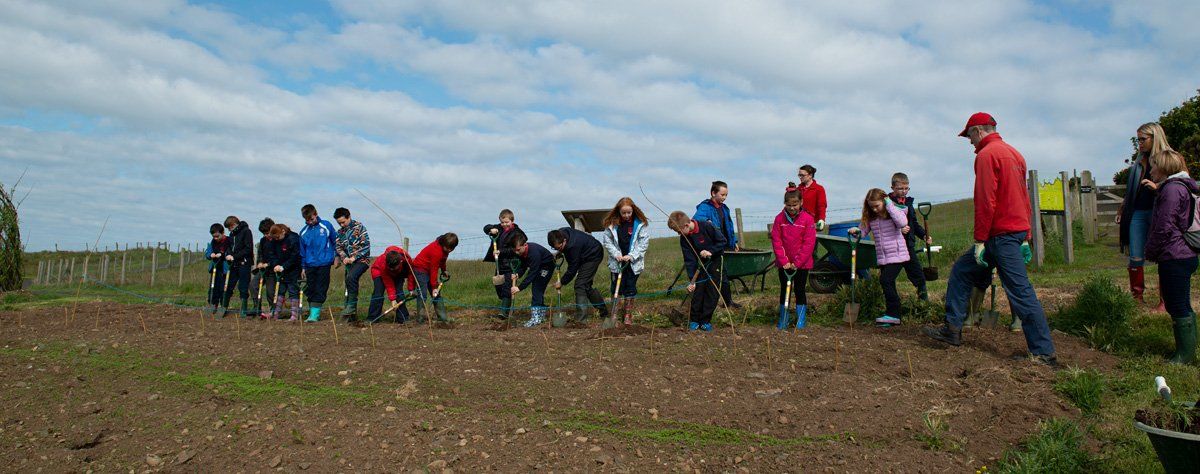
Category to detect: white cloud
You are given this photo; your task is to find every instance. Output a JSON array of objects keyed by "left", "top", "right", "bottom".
[{"left": 2, "top": 0, "right": 1197, "bottom": 253}]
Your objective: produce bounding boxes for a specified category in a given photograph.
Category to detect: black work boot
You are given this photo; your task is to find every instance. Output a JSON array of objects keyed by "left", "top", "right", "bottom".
[{"left": 923, "top": 323, "right": 962, "bottom": 347}]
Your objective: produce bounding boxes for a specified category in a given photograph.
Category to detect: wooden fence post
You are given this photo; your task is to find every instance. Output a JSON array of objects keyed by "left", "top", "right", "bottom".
[
  {"left": 102, "top": 254, "right": 109, "bottom": 282},
  {"left": 151, "top": 247, "right": 157, "bottom": 287},
  {"left": 1081, "top": 171, "right": 1097, "bottom": 244},
  {"left": 121, "top": 251, "right": 127, "bottom": 285},
  {"left": 734, "top": 208, "right": 745, "bottom": 248},
  {"left": 179, "top": 249, "right": 186, "bottom": 285},
  {"left": 69, "top": 258, "right": 76, "bottom": 283},
  {"left": 404, "top": 237, "right": 410, "bottom": 252},
  {"left": 1061, "top": 171, "right": 1075, "bottom": 264},
  {"left": 1028, "top": 170, "right": 1044, "bottom": 268}
]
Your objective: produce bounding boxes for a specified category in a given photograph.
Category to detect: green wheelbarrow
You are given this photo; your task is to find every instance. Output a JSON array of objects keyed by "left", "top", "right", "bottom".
[
  {"left": 665, "top": 248, "right": 775, "bottom": 294},
  {"left": 809, "top": 234, "right": 878, "bottom": 294}
]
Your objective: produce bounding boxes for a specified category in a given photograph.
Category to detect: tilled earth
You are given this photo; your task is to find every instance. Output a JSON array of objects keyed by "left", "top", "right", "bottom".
[{"left": 0, "top": 301, "right": 1115, "bottom": 472}]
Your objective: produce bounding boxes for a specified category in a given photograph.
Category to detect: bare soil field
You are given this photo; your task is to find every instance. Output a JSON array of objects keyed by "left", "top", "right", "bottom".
[{"left": 0, "top": 302, "right": 1115, "bottom": 472}]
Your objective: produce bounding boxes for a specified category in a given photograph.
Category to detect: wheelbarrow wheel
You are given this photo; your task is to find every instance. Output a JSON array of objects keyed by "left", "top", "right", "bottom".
[{"left": 809, "top": 261, "right": 844, "bottom": 294}]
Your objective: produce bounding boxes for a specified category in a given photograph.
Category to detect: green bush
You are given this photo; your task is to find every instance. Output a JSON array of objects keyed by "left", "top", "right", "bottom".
[
  {"left": 1054, "top": 368, "right": 1106, "bottom": 414},
  {"left": 1051, "top": 275, "right": 1136, "bottom": 351},
  {"left": 810, "top": 277, "right": 884, "bottom": 326}
]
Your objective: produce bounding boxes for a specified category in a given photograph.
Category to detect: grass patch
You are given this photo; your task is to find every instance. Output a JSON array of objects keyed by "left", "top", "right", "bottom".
[
  {"left": 914, "top": 408, "right": 963, "bottom": 452},
  {"left": 1054, "top": 368, "right": 1106, "bottom": 415},
  {"left": 995, "top": 418, "right": 1093, "bottom": 473},
  {"left": 160, "top": 370, "right": 376, "bottom": 405}
]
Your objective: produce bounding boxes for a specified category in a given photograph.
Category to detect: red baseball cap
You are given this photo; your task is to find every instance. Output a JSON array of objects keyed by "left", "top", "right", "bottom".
[{"left": 958, "top": 112, "right": 996, "bottom": 137}]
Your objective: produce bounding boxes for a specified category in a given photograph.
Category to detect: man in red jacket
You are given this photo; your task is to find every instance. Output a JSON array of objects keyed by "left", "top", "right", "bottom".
[{"left": 924, "top": 113, "right": 1057, "bottom": 366}]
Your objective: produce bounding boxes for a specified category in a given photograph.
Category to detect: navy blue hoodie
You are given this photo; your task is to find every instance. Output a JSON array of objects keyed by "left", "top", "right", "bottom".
[
  {"left": 516, "top": 242, "right": 556, "bottom": 290},
  {"left": 680, "top": 220, "right": 727, "bottom": 276},
  {"left": 554, "top": 227, "right": 603, "bottom": 285}
]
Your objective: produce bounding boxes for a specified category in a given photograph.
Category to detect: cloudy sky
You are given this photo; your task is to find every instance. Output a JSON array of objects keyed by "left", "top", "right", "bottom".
[{"left": 3, "top": 0, "right": 1198, "bottom": 253}]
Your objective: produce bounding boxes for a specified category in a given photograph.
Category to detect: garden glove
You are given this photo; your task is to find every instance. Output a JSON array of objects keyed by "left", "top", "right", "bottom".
[
  {"left": 973, "top": 242, "right": 987, "bottom": 267},
  {"left": 816, "top": 220, "right": 826, "bottom": 231},
  {"left": 1021, "top": 241, "right": 1033, "bottom": 265}
]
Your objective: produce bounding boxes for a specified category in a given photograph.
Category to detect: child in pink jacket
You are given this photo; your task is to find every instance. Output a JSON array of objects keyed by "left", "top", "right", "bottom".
[
  {"left": 849, "top": 188, "right": 911, "bottom": 327},
  {"left": 771, "top": 191, "right": 817, "bottom": 329}
]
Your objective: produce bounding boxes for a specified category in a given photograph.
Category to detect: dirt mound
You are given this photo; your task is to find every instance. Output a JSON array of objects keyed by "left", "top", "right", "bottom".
[
  {"left": 592, "top": 324, "right": 653, "bottom": 338},
  {"left": 0, "top": 302, "right": 1116, "bottom": 472}
]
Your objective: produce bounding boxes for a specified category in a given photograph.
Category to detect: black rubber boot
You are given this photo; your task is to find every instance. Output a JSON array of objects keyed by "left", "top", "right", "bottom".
[
  {"left": 239, "top": 296, "right": 250, "bottom": 319},
  {"left": 923, "top": 323, "right": 962, "bottom": 347}
]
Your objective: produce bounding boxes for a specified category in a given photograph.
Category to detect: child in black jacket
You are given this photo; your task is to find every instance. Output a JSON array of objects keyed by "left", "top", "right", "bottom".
[
  {"left": 483, "top": 209, "right": 528, "bottom": 320},
  {"left": 267, "top": 223, "right": 302, "bottom": 321},
  {"left": 547, "top": 227, "right": 608, "bottom": 322},
  {"left": 251, "top": 218, "right": 276, "bottom": 318},
  {"left": 509, "top": 233, "right": 555, "bottom": 328},
  {"left": 221, "top": 216, "right": 254, "bottom": 318},
  {"left": 668, "top": 211, "right": 726, "bottom": 331},
  {"left": 205, "top": 223, "right": 231, "bottom": 316},
  {"left": 888, "top": 173, "right": 932, "bottom": 301}
]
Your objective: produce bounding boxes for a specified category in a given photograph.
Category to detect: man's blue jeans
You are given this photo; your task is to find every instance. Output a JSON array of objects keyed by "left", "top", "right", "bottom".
[{"left": 944, "top": 232, "right": 1056, "bottom": 356}]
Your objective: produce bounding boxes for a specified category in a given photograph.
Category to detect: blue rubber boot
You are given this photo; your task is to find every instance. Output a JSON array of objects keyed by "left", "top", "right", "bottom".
[
  {"left": 777, "top": 305, "right": 790, "bottom": 330},
  {"left": 688, "top": 322, "right": 699, "bottom": 331},
  {"left": 305, "top": 305, "right": 321, "bottom": 323},
  {"left": 795, "top": 305, "right": 807, "bottom": 329}
]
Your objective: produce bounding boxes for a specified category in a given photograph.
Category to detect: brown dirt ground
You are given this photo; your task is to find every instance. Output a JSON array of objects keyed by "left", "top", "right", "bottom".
[{"left": 0, "top": 301, "right": 1115, "bottom": 473}]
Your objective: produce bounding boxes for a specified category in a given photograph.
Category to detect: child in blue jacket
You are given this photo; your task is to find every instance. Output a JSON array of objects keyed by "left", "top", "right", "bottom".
[
  {"left": 299, "top": 204, "right": 338, "bottom": 323},
  {"left": 509, "top": 233, "right": 556, "bottom": 328},
  {"left": 693, "top": 180, "right": 740, "bottom": 308}
]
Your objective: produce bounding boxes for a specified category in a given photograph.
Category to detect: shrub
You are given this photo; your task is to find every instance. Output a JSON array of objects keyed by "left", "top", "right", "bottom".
[
  {"left": 810, "top": 276, "right": 884, "bottom": 326},
  {"left": 1051, "top": 275, "right": 1136, "bottom": 351}
]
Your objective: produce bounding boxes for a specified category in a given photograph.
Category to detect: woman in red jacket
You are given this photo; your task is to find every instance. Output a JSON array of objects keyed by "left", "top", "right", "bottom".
[{"left": 788, "top": 164, "right": 827, "bottom": 231}]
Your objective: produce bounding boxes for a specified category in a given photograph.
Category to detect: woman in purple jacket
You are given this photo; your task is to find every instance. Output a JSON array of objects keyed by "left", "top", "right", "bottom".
[
  {"left": 849, "top": 188, "right": 911, "bottom": 327},
  {"left": 1143, "top": 150, "right": 1198, "bottom": 364}
]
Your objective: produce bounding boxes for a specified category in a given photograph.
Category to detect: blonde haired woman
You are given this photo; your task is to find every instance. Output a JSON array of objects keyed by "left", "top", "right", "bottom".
[
  {"left": 1118, "top": 122, "right": 1174, "bottom": 307},
  {"left": 1143, "top": 150, "right": 1198, "bottom": 363}
]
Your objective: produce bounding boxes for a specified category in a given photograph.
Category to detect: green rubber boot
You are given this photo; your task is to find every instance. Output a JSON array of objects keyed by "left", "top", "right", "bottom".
[{"left": 1168, "top": 314, "right": 1197, "bottom": 364}]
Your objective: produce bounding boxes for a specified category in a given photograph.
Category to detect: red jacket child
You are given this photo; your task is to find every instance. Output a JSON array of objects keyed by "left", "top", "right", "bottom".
[
  {"left": 412, "top": 240, "right": 448, "bottom": 277},
  {"left": 370, "top": 246, "right": 417, "bottom": 302}
]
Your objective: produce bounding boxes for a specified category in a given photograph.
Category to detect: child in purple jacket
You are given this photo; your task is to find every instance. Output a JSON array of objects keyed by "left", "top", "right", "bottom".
[
  {"left": 1144, "top": 150, "right": 1199, "bottom": 363},
  {"left": 849, "top": 188, "right": 911, "bottom": 327}
]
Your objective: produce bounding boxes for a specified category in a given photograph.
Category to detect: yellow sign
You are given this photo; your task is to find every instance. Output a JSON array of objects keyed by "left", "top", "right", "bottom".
[{"left": 1039, "top": 177, "right": 1064, "bottom": 212}]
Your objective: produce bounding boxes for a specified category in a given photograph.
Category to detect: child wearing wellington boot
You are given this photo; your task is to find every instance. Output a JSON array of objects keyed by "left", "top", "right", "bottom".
[
  {"left": 509, "top": 233, "right": 556, "bottom": 328},
  {"left": 770, "top": 191, "right": 816, "bottom": 330},
  {"left": 849, "top": 188, "right": 911, "bottom": 327},
  {"left": 600, "top": 197, "right": 651, "bottom": 326},
  {"left": 412, "top": 233, "right": 458, "bottom": 324},
  {"left": 367, "top": 246, "right": 418, "bottom": 324},
  {"left": 668, "top": 210, "right": 726, "bottom": 332},
  {"left": 205, "top": 223, "right": 231, "bottom": 317},
  {"left": 1144, "top": 150, "right": 1199, "bottom": 364},
  {"left": 267, "top": 224, "right": 302, "bottom": 321},
  {"left": 483, "top": 209, "right": 528, "bottom": 321}
]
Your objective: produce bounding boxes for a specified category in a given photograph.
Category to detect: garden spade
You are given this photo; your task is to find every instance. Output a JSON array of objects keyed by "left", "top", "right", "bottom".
[
  {"left": 917, "top": 202, "right": 938, "bottom": 281},
  {"left": 602, "top": 263, "right": 626, "bottom": 330},
  {"left": 778, "top": 270, "right": 795, "bottom": 330},
  {"left": 551, "top": 256, "right": 567, "bottom": 328},
  {"left": 980, "top": 283, "right": 1001, "bottom": 328},
  {"left": 490, "top": 237, "right": 506, "bottom": 286},
  {"left": 668, "top": 269, "right": 701, "bottom": 326},
  {"left": 843, "top": 230, "right": 863, "bottom": 324}
]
